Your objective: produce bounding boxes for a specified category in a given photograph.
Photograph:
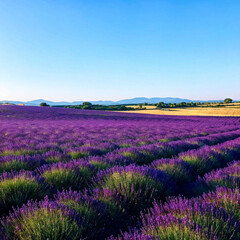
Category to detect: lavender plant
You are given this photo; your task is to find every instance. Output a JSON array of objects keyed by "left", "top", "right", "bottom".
[
  {"left": 92, "top": 165, "right": 173, "bottom": 217},
  {"left": 55, "top": 189, "right": 108, "bottom": 239},
  {"left": 0, "top": 170, "right": 49, "bottom": 214},
  {"left": 1, "top": 197, "right": 82, "bottom": 240},
  {"left": 151, "top": 158, "right": 193, "bottom": 185},
  {"left": 37, "top": 160, "right": 95, "bottom": 191}
]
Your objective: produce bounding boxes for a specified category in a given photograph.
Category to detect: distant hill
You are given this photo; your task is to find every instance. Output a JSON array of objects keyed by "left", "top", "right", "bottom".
[
  {"left": 0, "top": 97, "right": 232, "bottom": 106},
  {"left": 116, "top": 97, "right": 194, "bottom": 104}
]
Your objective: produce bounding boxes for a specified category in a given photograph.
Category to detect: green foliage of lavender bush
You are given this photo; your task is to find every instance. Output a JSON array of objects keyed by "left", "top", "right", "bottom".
[
  {"left": 68, "top": 151, "right": 89, "bottom": 159},
  {"left": 0, "top": 160, "right": 29, "bottom": 173},
  {"left": 203, "top": 188, "right": 240, "bottom": 219},
  {"left": 156, "top": 163, "right": 192, "bottom": 184},
  {"left": 45, "top": 156, "right": 68, "bottom": 164},
  {"left": 190, "top": 212, "right": 237, "bottom": 240},
  {"left": 97, "top": 171, "right": 165, "bottom": 216},
  {"left": 60, "top": 200, "right": 103, "bottom": 239},
  {"left": 42, "top": 169, "right": 81, "bottom": 191},
  {"left": 105, "top": 172, "right": 163, "bottom": 198},
  {"left": 0, "top": 176, "right": 47, "bottom": 214},
  {"left": 4, "top": 209, "right": 82, "bottom": 240},
  {"left": 89, "top": 160, "right": 110, "bottom": 170},
  {"left": 180, "top": 155, "right": 214, "bottom": 176},
  {"left": 143, "top": 224, "right": 206, "bottom": 240},
  {"left": 78, "top": 167, "right": 94, "bottom": 184},
  {"left": 0, "top": 149, "right": 38, "bottom": 157},
  {"left": 118, "top": 152, "right": 139, "bottom": 161}
]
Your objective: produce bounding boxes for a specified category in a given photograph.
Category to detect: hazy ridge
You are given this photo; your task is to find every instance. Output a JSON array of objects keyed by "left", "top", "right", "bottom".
[{"left": 0, "top": 97, "right": 232, "bottom": 106}]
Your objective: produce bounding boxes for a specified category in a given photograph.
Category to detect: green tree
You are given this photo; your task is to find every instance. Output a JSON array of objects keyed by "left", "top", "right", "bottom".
[
  {"left": 39, "top": 102, "right": 49, "bottom": 107},
  {"left": 156, "top": 102, "right": 165, "bottom": 108},
  {"left": 82, "top": 102, "right": 92, "bottom": 109},
  {"left": 224, "top": 98, "right": 232, "bottom": 104},
  {"left": 119, "top": 105, "right": 127, "bottom": 110},
  {"left": 82, "top": 102, "right": 92, "bottom": 106}
]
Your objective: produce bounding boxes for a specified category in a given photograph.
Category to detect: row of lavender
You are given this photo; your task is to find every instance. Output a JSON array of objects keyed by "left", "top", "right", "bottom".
[
  {"left": 1, "top": 137, "right": 240, "bottom": 239},
  {"left": 109, "top": 161, "right": 240, "bottom": 239},
  {"left": 1, "top": 106, "right": 240, "bottom": 156},
  {"left": 1, "top": 128, "right": 240, "bottom": 174},
  {"left": 1, "top": 105, "right": 240, "bottom": 239}
]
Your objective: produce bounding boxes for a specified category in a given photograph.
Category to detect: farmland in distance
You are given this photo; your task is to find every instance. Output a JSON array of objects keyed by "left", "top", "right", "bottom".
[{"left": 124, "top": 102, "right": 240, "bottom": 116}]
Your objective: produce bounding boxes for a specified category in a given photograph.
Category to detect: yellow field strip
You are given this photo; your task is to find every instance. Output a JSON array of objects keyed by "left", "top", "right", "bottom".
[{"left": 120, "top": 107, "right": 240, "bottom": 117}]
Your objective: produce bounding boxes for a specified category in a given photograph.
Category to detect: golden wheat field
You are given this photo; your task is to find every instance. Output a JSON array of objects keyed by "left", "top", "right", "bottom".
[
  {"left": 124, "top": 103, "right": 240, "bottom": 116},
  {"left": 128, "top": 105, "right": 156, "bottom": 109}
]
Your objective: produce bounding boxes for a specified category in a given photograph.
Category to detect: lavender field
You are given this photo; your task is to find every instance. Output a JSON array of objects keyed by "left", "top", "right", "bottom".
[{"left": 1, "top": 105, "right": 240, "bottom": 239}]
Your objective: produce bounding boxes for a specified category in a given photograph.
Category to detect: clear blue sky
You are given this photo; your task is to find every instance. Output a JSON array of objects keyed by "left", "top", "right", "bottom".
[{"left": 0, "top": 0, "right": 239, "bottom": 101}]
